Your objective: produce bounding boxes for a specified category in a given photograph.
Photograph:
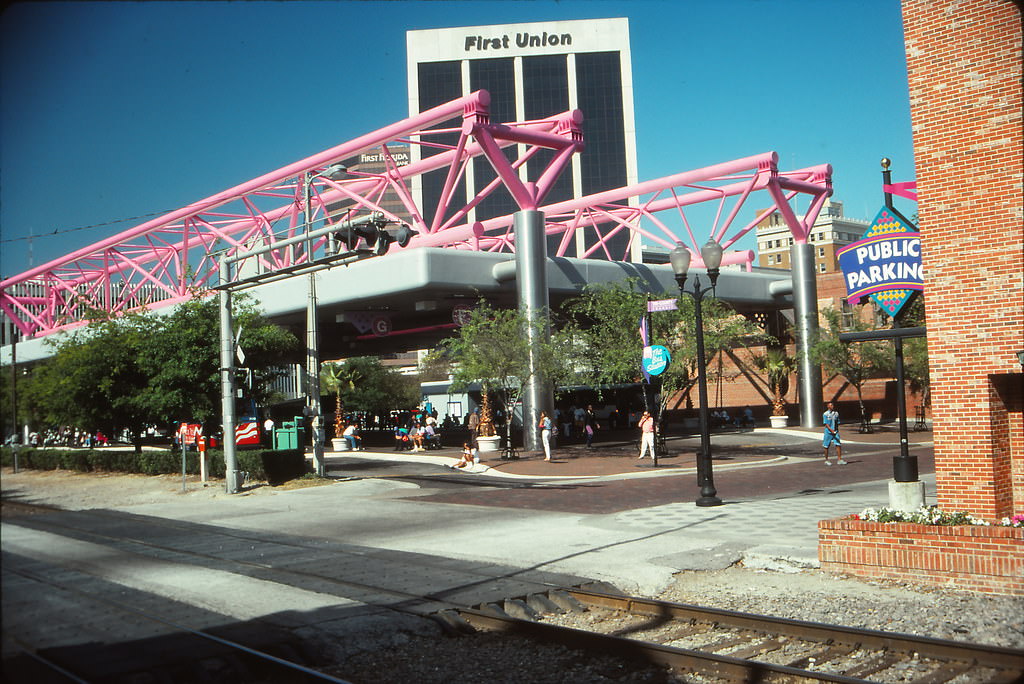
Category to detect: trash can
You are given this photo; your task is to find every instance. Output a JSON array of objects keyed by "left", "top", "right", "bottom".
[{"left": 274, "top": 421, "right": 299, "bottom": 450}]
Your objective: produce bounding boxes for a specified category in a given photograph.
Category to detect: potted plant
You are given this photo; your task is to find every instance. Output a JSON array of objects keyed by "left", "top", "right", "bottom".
[
  {"left": 320, "top": 361, "right": 362, "bottom": 451},
  {"left": 761, "top": 348, "right": 795, "bottom": 428},
  {"left": 476, "top": 390, "right": 500, "bottom": 453}
]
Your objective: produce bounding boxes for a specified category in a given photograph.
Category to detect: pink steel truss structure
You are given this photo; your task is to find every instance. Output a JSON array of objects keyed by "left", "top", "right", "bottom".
[{"left": 1, "top": 90, "right": 832, "bottom": 340}]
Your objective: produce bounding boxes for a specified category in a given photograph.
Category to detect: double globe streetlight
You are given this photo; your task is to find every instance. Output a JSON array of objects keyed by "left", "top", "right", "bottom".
[{"left": 669, "top": 240, "right": 724, "bottom": 507}]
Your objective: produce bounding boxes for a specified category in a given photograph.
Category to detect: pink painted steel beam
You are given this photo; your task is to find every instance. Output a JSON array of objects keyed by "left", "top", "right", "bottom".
[
  {"left": 410, "top": 153, "right": 832, "bottom": 267},
  {"left": 1, "top": 91, "right": 583, "bottom": 338},
  {"left": 2, "top": 89, "right": 832, "bottom": 340}
]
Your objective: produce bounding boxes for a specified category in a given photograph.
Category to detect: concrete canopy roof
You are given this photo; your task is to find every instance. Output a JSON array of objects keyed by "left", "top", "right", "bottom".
[{"left": 251, "top": 248, "right": 794, "bottom": 360}]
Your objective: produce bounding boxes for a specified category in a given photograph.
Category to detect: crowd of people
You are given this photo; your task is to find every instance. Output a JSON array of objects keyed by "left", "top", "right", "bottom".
[
  {"left": 6, "top": 426, "right": 117, "bottom": 448},
  {"left": 393, "top": 409, "right": 442, "bottom": 452}
]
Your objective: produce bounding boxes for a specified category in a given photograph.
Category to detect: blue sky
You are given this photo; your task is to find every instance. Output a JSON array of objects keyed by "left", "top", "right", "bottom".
[{"left": 0, "top": 0, "right": 914, "bottom": 277}]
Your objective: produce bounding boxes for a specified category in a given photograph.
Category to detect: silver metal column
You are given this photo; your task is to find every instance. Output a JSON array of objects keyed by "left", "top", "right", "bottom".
[
  {"left": 218, "top": 258, "right": 241, "bottom": 493},
  {"left": 306, "top": 272, "right": 325, "bottom": 476},
  {"left": 790, "top": 242, "right": 823, "bottom": 428},
  {"left": 514, "top": 209, "right": 552, "bottom": 452},
  {"left": 303, "top": 173, "right": 325, "bottom": 477}
]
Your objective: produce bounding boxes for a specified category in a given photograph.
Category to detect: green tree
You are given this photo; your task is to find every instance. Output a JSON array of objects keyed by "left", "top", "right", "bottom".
[
  {"left": 21, "top": 294, "right": 299, "bottom": 450},
  {"left": 325, "top": 356, "right": 419, "bottom": 422},
  {"left": 565, "top": 279, "right": 767, "bottom": 426},
  {"left": 424, "top": 301, "right": 580, "bottom": 441},
  {"left": 134, "top": 296, "right": 299, "bottom": 427},
  {"left": 899, "top": 295, "right": 930, "bottom": 407},
  {"left": 751, "top": 347, "right": 796, "bottom": 417},
  {"left": 811, "top": 306, "right": 893, "bottom": 426},
  {"left": 26, "top": 313, "right": 151, "bottom": 448}
]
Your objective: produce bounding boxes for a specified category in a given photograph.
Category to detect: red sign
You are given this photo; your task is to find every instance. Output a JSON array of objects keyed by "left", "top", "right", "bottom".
[
  {"left": 178, "top": 423, "right": 202, "bottom": 445},
  {"left": 235, "top": 421, "right": 261, "bottom": 446}
]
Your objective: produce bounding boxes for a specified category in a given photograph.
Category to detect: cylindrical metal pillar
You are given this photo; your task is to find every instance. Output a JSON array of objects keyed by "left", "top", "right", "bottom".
[
  {"left": 790, "top": 242, "right": 823, "bottom": 428},
  {"left": 307, "top": 272, "right": 325, "bottom": 476},
  {"left": 303, "top": 174, "right": 325, "bottom": 477},
  {"left": 514, "top": 209, "right": 552, "bottom": 453},
  {"left": 218, "top": 258, "right": 241, "bottom": 494}
]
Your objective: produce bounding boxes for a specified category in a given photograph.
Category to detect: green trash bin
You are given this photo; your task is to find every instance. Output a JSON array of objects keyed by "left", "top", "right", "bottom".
[{"left": 274, "top": 421, "right": 298, "bottom": 450}]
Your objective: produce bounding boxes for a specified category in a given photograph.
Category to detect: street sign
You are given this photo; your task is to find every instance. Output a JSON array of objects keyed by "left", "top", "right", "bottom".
[
  {"left": 178, "top": 422, "right": 202, "bottom": 446},
  {"left": 647, "top": 298, "right": 678, "bottom": 312},
  {"left": 371, "top": 315, "right": 392, "bottom": 336},
  {"left": 836, "top": 207, "right": 923, "bottom": 318},
  {"left": 642, "top": 345, "right": 671, "bottom": 376}
]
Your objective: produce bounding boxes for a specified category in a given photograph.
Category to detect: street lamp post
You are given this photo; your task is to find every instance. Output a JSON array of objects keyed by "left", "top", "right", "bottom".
[
  {"left": 670, "top": 240, "right": 724, "bottom": 507},
  {"left": 303, "top": 163, "right": 348, "bottom": 478}
]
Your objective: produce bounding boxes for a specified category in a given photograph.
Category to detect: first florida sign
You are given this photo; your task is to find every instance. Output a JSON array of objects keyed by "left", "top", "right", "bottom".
[{"left": 836, "top": 207, "right": 924, "bottom": 318}]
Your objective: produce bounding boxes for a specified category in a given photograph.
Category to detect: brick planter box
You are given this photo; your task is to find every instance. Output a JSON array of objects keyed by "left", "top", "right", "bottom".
[{"left": 819, "top": 518, "right": 1024, "bottom": 595}]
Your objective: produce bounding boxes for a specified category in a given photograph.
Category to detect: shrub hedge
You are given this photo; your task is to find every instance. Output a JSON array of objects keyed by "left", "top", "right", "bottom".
[{"left": 0, "top": 447, "right": 309, "bottom": 485}]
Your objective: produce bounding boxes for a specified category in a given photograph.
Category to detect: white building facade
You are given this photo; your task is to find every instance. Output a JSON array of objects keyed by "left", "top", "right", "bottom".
[{"left": 407, "top": 18, "right": 641, "bottom": 261}]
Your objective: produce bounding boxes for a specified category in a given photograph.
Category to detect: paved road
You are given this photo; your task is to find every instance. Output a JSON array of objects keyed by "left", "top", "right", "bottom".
[{"left": 2, "top": 425, "right": 935, "bottom": 681}]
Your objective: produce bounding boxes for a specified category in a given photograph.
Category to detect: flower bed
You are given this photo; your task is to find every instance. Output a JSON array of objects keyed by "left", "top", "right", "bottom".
[{"left": 819, "top": 512, "right": 1024, "bottom": 595}]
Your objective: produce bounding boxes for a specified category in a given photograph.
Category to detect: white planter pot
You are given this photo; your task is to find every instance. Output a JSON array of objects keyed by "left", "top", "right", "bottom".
[
  {"left": 331, "top": 438, "right": 350, "bottom": 452},
  {"left": 769, "top": 415, "right": 788, "bottom": 428},
  {"left": 476, "top": 435, "right": 500, "bottom": 453}
]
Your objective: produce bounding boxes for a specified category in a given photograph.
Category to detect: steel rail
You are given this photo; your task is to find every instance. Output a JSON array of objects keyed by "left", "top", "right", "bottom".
[
  {"left": 566, "top": 588, "right": 1024, "bottom": 673},
  {"left": 457, "top": 607, "right": 868, "bottom": 683}
]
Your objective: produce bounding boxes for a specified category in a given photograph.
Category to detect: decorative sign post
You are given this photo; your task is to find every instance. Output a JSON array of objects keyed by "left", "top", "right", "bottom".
[
  {"left": 837, "top": 207, "right": 923, "bottom": 318},
  {"left": 836, "top": 159, "right": 927, "bottom": 511}
]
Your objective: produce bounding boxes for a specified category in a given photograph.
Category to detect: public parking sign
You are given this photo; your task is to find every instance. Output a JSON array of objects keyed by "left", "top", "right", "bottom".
[
  {"left": 836, "top": 207, "right": 923, "bottom": 317},
  {"left": 642, "top": 345, "right": 671, "bottom": 376}
]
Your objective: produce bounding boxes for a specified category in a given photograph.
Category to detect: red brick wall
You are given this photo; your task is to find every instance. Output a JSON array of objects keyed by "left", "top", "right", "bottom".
[
  {"left": 819, "top": 518, "right": 1024, "bottom": 595},
  {"left": 663, "top": 345, "right": 915, "bottom": 424},
  {"left": 902, "top": 0, "right": 1023, "bottom": 519}
]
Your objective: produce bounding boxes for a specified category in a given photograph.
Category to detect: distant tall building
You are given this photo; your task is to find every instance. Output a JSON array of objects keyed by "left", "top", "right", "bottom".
[
  {"left": 407, "top": 18, "right": 640, "bottom": 260},
  {"left": 327, "top": 145, "right": 412, "bottom": 224},
  {"left": 755, "top": 200, "right": 868, "bottom": 273}
]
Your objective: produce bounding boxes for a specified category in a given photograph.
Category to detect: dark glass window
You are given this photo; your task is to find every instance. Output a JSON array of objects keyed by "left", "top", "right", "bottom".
[
  {"left": 418, "top": 61, "right": 465, "bottom": 229},
  {"left": 576, "top": 52, "right": 629, "bottom": 259},
  {"left": 523, "top": 55, "right": 574, "bottom": 256},
  {"left": 469, "top": 58, "right": 518, "bottom": 223}
]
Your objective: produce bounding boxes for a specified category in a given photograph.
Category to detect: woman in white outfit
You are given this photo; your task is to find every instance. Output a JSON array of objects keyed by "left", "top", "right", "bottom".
[
  {"left": 539, "top": 410, "right": 553, "bottom": 461},
  {"left": 638, "top": 410, "right": 656, "bottom": 459}
]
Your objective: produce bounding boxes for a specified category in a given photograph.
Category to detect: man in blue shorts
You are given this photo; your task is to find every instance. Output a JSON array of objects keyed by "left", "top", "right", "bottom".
[{"left": 823, "top": 401, "right": 846, "bottom": 465}]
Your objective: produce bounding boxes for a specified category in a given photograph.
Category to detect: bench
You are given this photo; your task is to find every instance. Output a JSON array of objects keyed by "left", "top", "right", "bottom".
[{"left": 913, "top": 405, "right": 929, "bottom": 431}]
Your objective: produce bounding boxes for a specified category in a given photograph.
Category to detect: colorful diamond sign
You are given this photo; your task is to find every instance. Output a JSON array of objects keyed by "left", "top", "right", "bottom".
[{"left": 836, "top": 207, "right": 923, "bottom": 318}]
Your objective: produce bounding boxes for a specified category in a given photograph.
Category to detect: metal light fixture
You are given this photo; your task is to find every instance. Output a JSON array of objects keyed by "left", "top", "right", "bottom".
[{"left": 670, "top": 240, "right": 724, "bottom": 507}]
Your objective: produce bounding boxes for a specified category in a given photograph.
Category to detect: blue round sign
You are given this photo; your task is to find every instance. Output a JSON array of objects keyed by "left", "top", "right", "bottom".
[{"left": 642, "top": 345, "right": 671, "bottom": 376}]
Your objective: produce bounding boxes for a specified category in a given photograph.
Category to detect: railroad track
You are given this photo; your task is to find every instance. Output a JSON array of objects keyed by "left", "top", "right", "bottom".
[
  {"left": 4, "top": 502, "right": 1022, "bottom": 683},
  {"left": 454, "top": 587, "right": 1024, "bottom": 683}
]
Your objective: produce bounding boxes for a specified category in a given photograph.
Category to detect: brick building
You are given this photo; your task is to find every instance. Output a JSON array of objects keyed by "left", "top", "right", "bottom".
[
  {"left": 902, "top": 0, "right": 1022, "bottom": 520},
  {"left": 756, "top": 199, "right": 867, "bottom": 272}
]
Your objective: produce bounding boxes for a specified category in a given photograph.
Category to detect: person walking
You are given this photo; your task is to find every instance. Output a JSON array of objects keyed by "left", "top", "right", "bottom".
[
  {"left": 584, "top": 405, "right": 599, "bottom": 448},
  {"left": 823, "top": 401, "right": 846, "bottom": 465},
  {"left": 637, "top": 410, "right": 656, "bottom": 460},
  {"left": 467, "top": 408, "right": 480, "bottom": 447},
  {"left": 538, "top": 410, "right": 553, "bottom": 461}
]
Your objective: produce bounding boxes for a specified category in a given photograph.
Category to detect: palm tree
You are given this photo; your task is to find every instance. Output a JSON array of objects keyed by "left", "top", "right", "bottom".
[
  {"left": 762, "top": 348, "right": 796, "bottom": 417},
  {"left": 320, "top": 361, "right": 363, "bottom": 438}
]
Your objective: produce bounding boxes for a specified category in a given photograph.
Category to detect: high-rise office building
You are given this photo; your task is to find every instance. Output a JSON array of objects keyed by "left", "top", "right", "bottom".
[{"left": 407, "top": 18, "right": 640, "bottom": 260}]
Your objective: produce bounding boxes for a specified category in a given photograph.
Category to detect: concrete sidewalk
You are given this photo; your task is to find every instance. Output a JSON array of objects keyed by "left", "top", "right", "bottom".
[
  {"left": 327, "top": 423, "right": 933, "bottom": 481},
  {"left": 303, "top": 424, "right": 935, "bottom": 589}
]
